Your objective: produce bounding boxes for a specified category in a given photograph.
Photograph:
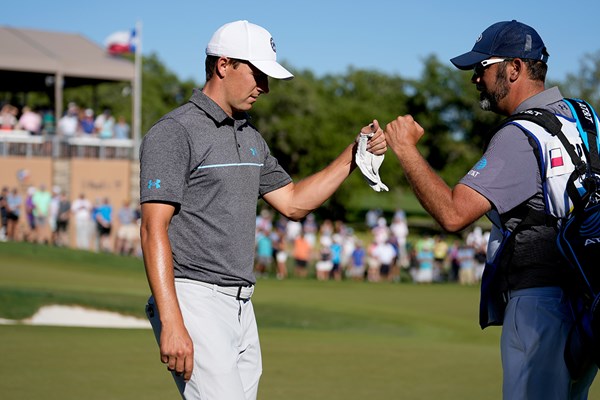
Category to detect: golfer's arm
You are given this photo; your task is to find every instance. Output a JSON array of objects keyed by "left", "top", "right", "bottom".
[
  {"left": 264, "top": 143, "right": 356, "bottom": 221},
  {"left": 395, "top": 145, "right": 491, "bottom": 232},
  {"left": 140, "top": 202, "right": 185, "bottom": 327}
]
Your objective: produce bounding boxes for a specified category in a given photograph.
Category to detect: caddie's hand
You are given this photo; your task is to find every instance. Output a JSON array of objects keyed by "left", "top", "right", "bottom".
[
  {"left": 385, "top": 115, "right": 424, "bottom": 153},
  {"left": 358, "top": 119, "right": 387, "bottom": 155},
  {"left": 160, "top": 324, "right": 194, "bottom": 382}
]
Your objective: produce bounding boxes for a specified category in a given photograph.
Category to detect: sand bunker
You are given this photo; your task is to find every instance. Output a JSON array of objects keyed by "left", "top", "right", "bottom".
[{"left": 0, "top": 304, "right": 151, "bottom": 329}]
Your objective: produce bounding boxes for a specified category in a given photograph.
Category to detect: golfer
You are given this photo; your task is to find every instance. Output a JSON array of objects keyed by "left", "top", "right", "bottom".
[{"left": 140, "top": 20, "right": 386, "bottom": 399}]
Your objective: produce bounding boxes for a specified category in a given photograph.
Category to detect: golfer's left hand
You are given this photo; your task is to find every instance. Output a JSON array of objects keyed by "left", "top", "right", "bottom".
[{"left": 360, "top": 119, "right": 387, "bottom": 155}]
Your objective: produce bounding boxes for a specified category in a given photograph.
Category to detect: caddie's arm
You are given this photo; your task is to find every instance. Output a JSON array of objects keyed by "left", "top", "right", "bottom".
[
  {"left": 264, "top": 120, "right": 387, "bottom": 221},
  {"left": 140, "top": 202, "right": 194, "bottom": 381},
  {"left": 385, "top": 115, "right": 491, "bottom": 232}
]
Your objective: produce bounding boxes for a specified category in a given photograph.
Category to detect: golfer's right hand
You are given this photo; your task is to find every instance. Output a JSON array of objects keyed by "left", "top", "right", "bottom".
[{"left": 160, "top": 324, "right": 194, "bottom": 382}]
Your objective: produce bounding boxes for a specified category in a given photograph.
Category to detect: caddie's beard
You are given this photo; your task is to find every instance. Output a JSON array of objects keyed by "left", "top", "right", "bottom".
[{"left": 479, "top": 69, "right": 509, "bottom": 112}]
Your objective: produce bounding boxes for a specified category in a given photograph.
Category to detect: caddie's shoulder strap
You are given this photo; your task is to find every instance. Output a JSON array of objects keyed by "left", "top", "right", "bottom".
[
  {"left": 563, "top": 98, "right": 600, "bottom": 175},
  {"left": 485, "top": 107, "right": 566, "bottom": 152}
]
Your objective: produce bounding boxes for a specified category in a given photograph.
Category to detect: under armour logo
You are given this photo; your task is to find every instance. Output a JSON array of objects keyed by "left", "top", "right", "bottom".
[
  {"left": 250, "top": 148, "right": 257, "bottom": 156},
  {"left": 148, "top": 179, "right": 161, "bottom": 189}
]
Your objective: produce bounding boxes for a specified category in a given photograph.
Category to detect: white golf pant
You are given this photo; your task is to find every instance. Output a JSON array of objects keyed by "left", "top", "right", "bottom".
[{"left": 147, "top": 278, "right": 262, "bottom": 399}]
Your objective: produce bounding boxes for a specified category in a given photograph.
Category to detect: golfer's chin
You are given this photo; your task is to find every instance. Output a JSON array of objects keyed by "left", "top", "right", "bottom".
[{"left": 234, "top": 101, "right": 255, "bottom": 113}]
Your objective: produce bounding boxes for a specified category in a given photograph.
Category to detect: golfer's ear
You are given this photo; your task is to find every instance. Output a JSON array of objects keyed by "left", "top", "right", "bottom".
[{"left": 216, "top": 57, "right": 229, "bottom": 78}]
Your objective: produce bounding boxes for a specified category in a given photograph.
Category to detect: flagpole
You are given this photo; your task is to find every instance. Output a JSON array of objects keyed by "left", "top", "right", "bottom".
[{"left": 133, "top": 20, "right": 142, "bottom": 161}]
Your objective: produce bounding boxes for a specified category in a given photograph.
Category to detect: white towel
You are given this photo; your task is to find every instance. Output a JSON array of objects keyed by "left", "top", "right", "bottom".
[{"left": 356, "top": 132, "right": 388, "bottom": 192}]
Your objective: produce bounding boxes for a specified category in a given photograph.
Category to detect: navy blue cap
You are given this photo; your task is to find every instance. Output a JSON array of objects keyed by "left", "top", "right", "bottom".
[{"left": 451, "top": 20, "right": 549, "bottom": 70}]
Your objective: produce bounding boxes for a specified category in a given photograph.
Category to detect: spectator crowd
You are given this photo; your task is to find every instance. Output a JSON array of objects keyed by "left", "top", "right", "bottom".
[
  {"left": 0, "top": 184, "right": 140, "bottom": 257},
  {"left": 253, "top": 207, "right": 489, "bottom": 285},
  {"left": 0, "top": 101, "right": 130, "bottom": 139}
]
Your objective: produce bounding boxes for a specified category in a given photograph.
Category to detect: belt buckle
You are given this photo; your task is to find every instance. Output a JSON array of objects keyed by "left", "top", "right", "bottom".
[{"left": 236, "top": 286, "right": 243, "bottom": 300}]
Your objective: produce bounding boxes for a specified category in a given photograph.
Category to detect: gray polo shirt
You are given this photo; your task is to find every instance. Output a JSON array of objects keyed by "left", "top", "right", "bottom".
[
  {"left": 460, "top": 87, "right": 574, "bottom": 290},
  {"left": 140, "top": 89, "right": 292, "bottom": 286}
]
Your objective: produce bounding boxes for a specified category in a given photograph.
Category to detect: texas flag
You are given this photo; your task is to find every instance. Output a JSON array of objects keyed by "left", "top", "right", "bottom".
[
  {"left": 105, "top": 28, "right": 137, "bottom": 55},
  {"left": 550, "top": 147, "right": 564, "bottom": 168}
]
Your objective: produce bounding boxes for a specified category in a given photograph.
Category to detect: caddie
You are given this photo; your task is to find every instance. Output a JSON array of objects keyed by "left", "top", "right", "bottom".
[{"left": 384, "top": 20, "right": 598, "bottom": 399}]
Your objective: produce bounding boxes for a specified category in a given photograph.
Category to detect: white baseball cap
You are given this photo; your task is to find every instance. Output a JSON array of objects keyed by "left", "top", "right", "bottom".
[{"left": 206, "top": 20, "right": 294, "bottom": 80}]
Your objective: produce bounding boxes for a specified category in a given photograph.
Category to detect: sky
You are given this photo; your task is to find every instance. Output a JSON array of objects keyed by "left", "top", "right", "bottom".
[{"left": 2, "top": 0, "right": 600, "bottom": 85}]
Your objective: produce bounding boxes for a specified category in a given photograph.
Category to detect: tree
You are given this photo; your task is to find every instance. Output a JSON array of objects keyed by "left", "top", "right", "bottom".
[
  {"left": 560, "top": 50, "right": 600, "bottom": 111},
  {"left": 139, "top": 53, "right": 196, "bottom": 134}
]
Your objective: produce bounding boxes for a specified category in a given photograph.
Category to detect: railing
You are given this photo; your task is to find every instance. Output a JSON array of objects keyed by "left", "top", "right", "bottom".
[{"left": 0, "top": 130, "right": 134, "bottom": 159}]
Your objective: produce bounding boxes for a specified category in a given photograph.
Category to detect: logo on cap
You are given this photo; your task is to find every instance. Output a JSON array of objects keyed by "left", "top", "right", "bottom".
[
  {"left": 476, "top": 33, "right": 483, "bottom": 43},
  {"left": 270, "top": 37, "right": 276, "bottom": 53}
]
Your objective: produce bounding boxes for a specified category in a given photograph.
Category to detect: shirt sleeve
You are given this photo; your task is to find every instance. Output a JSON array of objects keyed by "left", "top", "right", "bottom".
[
  {"left": 459, "top": 125, "right": 540, "bottom": 214},
  {"left": 139, "top": 118, "right": 191, "bottom": 205}
]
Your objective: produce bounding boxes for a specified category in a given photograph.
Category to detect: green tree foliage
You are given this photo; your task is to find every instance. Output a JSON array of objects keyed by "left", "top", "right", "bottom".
[
  {"left": 560, "top": 50, "right": 600, "bottom": 111},
  {"left": 140, "top": 53, "right": 196, "bottom": 133}
]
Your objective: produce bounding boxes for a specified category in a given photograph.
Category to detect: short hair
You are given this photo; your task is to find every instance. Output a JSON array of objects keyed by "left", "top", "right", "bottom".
[
  {"left": 523, "top": 59, "right": 547, "bottom": 82},
  {"left": 205, "top": 56, "right": 244, "bottom": 82},
  {"left": 497, "top": 58, "right": 547, "bottom": 83}
]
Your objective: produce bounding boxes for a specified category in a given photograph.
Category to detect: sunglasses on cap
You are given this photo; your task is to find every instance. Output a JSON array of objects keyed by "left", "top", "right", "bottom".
[{"left": 473, "top": 58, "right": 509, "bottom": 77}]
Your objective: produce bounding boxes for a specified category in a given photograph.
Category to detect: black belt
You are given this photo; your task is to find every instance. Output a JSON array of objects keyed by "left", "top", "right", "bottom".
[{"left": 179, "top": 279, "right": 254, "bottom": 300}]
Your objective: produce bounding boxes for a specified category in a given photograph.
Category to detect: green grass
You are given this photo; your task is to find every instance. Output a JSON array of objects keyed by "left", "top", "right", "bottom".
[
  {"left": 0, "top": 242, "right": 598, "bottom": 399},
  {"left": 0, "top": 242, "right": 149, "bottom": 319}
]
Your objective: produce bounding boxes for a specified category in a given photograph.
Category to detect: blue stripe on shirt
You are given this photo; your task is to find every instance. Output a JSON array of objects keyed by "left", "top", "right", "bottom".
[{"left": 197, "top": 162, "right": 264, "bottom": 170}]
